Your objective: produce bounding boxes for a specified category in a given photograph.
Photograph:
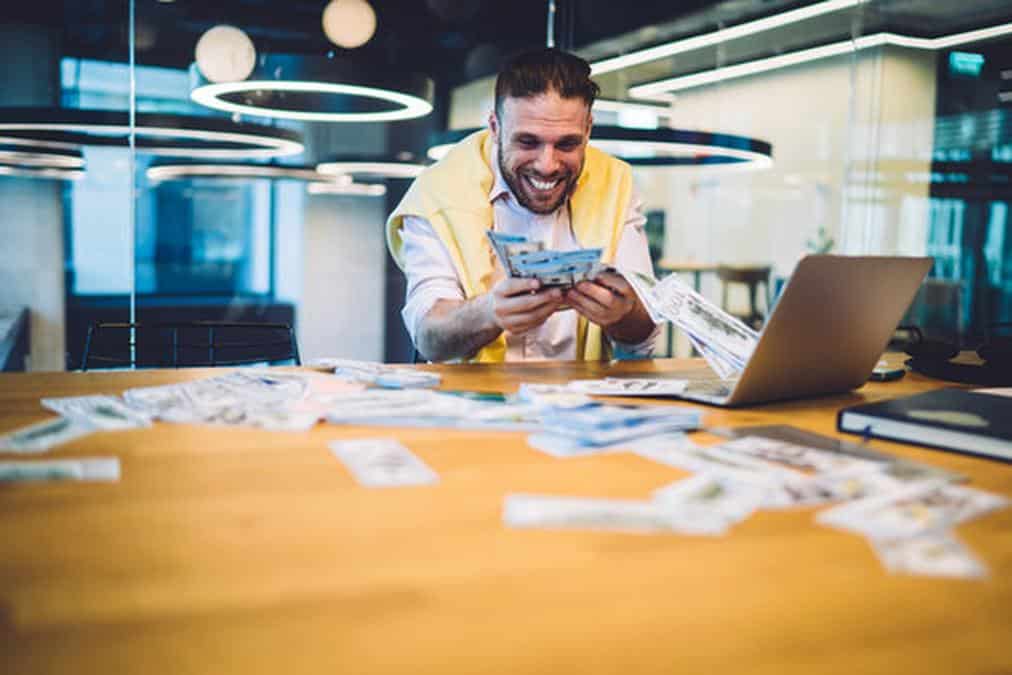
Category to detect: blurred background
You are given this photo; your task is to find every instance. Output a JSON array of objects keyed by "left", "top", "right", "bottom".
[{"left": 1, "top": 0, "right": 1010, "bottom": 370}]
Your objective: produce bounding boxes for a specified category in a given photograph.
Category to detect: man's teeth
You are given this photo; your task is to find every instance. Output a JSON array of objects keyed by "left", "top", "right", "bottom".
[{"left": 528, "top": 177, "right": 559, "bottom": 191}]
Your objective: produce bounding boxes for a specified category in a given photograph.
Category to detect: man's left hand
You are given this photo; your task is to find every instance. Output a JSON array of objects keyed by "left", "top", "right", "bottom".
[{"left": 563, "top": 272, "right": 655, "bottom": 344}]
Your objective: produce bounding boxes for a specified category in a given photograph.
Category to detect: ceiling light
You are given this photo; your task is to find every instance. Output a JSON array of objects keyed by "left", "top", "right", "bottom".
[
  {"left": 426, "top": 127, "right": 772, "bottom": 171},
  {"left": 589, "top": 0, "right": 863, "bottom": 76},
  {"left": 629, "top": 23, "right": 1012, "bottom": 98},
  {"left": 190, "top": 54, "right": 434, "bottom": 123},
  {"left": 0, "top": 165, "right": 85, "bottom": 180},
  {"left": 316, "top": 157, "right": 428, "bottom": 179},
  {"left": 322, "top": 0, "right": 377, "bottom": 49},
  {"left": 194, "top": 25, "right": 257, "bottom": 84},
  {"left": 146, "top": 162, "right": 338, "bottom": 183},
  {"left": 0, "top": 144, "right": 85, "bottom": 169},
  {"left": 307, "top": 181, "right": 387, "bottom": 196},
  {"left": 0, "top": 107, "right": 303, "bottom": 159}
]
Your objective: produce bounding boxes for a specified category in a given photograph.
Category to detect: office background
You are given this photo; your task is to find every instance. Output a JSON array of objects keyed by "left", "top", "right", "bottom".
[{"left": 1, "top": 0, "right": 1009, "bottom": 371}]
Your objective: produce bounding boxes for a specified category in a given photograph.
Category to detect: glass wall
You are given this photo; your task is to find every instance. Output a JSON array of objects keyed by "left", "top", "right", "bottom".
[{"left": 1, "top": 0, "right": 1009, "bottom": 370}]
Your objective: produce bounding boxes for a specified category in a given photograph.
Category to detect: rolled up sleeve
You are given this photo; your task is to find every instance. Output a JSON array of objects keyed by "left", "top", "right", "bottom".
[{"left": 399, "top": 215, "right": 466, "bottom": 347}]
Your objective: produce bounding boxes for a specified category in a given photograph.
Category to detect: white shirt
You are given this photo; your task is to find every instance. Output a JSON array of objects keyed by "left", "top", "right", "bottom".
[{"left": 399, "top": 146, "right": 658, "bottom": 361}]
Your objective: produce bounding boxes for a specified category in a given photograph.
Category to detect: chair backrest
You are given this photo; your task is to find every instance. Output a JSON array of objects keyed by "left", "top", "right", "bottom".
[
  {"left": 80, "top": 321, "right": 301, "bottom": 371},
  {"left": 716, "top": 265, "right": 772, "bottom": 325}
]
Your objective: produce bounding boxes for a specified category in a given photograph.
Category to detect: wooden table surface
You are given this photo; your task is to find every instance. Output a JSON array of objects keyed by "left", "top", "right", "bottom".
[{"left": 0, "top": 359, "right": 1010, "bottom": 675}]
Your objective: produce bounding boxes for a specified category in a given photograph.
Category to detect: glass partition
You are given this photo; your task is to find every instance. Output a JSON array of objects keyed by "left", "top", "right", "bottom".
[{"left": 1, "top": 1, "right": 1009, "bottom": 370}]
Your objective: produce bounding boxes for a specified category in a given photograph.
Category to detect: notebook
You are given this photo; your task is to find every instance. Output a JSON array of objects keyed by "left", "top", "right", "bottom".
[
  {"left": 676, "top": 254, "right": 932, "bottom": 407},
  {"left": 837, "top": 388, "right": 1012, "bottom": 462}
]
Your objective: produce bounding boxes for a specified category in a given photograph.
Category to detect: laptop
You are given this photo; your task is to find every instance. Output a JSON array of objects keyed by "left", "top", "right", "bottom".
[{"left": 675, "top": 255, "right": 933, "bottom": 407}]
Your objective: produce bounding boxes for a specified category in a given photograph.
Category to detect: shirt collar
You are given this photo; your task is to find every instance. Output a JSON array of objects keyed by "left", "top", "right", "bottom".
[{"left": 488, "top": 142, "right": 512, "bottom": 205}]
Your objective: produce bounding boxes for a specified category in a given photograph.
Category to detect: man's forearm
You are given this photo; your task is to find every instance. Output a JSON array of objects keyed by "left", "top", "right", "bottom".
[{"left": 416, "top": 295, "right": 503, "bottom": 362}]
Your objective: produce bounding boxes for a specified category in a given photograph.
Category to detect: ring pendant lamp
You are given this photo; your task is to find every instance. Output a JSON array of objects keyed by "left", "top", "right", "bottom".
[
  {"left": 190, "top": 55, "right": 435, "bottom": 123},
  {"left": 0, "top": 165, "right": 85, "bottom": 181},
  {"left": 316, "top": 155, "right": 428, "bottom": 179},
  {"left": 0, "top": 107, "right": 304, "bottom": 159},
  {"left": 0, "top": 143, "right": 86, "bottom": 180},
  {"left": 147, "top": 162, "right": 338, "bottom": 183},
  {"left": 426, "top": 126, "right": 773, "bottom": 170},
  {"left": 424, "top": 0, "right": 772, "bottom": 171}
]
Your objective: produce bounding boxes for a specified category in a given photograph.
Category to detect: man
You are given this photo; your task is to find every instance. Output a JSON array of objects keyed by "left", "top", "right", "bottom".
[{"left": 387, "top": 48, "right": 657, "bottom": 362}]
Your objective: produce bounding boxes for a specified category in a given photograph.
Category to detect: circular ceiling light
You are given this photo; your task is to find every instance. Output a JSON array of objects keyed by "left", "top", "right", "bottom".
[
  {"left": 0, "top": 107, "right": 303, "bottom": 159},
  {"left": 146, "top": 162, "right": 342, "bottom": 183},
  {"left": 194, "top": 25, "right": 257, "bottom": 83},
  {"left": 0, "top": 144, "right": 85, "bottom": 169},
  {"left": 190, "top": 55, "right": 434, "bottom": 123},
  {"left": 426, "top": 126, "right": 773, "bottom": 170},
  {"left": 316, "top": 155, "right": 428, "bottom": 179},
  {"left": 0, "top": 165, "right": 85, "bottom": 181},
  {"left": 307, "top": 181, "right": 387, "bottom": 197},
  {"left": 322, "top": 0, "right": 377, "bottom": 49}
]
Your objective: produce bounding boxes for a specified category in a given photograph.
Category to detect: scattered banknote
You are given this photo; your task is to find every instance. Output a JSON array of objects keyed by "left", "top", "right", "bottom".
[
  {"left": 536, "top": 404, "right": 703, "bottom": 447},
  {"left": 869, "top": 532, "right": 988, "bottom": 579},
  {"left": 816, "top": 482, "right": 1009, "bottom": 539},
  {"left": 503, "top": 494, "right": 725, "bottom": 535},
  {"left": 652, "top": 473, "right": 766, "bottom": 528},
  {"left": 564, "top": 377, "right": 689, "bottom": 397},
  {"left": 41, "top": 395, "right": 152, "bottom": 430},
  {"left": 328, "top": 438, "right": 438, "bottom": 488},
  {"left": 0, "top": 417, "right": 94, "bottom": 454},
  {"left": 123, "top": 371, "right": 356, "bottom": 431},
  {"left": 717, "top": 436, "right": 882, "bottom": 476},
  {"left": 711, "top": 424, "right": 965, "bottom": 484},
  {"left": 515, "top": 383, "right": 595, "bottom": 409},
  {"left": 311, "top": 358, "right": 441, "bottom": 389},
  {"left": 0, "top": 457, "right": 120, "bottom": 483}
]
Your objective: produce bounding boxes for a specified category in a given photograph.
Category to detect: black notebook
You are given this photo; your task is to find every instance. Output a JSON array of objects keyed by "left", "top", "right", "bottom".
[{"left": 837, "top": 388, "right": 1012, "bottom": 462}]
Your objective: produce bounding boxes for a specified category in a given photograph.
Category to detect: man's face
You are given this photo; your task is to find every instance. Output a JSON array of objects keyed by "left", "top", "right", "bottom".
[{"left": 489, "top": 91, "right": 591, "bottom": 215}]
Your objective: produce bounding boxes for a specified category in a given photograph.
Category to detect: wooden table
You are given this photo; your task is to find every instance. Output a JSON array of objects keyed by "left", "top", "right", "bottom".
[{"left": 1, "top": 359, "right": 1010, "bottom": 675}]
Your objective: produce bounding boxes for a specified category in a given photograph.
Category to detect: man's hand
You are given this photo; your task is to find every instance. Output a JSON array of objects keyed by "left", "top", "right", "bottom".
[
  {"left": 488, "top": 277, "right": 565, "bottom": 335},
  {"left": 564, "top": 271, "right": 655, "bottom": 344}
]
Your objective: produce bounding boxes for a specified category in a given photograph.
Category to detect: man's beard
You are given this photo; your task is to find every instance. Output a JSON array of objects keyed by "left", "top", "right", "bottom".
[{"left": 497, "top": 143, "right": 580, "bottom": 216}]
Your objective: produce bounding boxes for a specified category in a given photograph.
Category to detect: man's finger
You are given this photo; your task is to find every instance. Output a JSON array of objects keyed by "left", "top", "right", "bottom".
[
  {"left": 503, "top": 301, "right": 563, "bottom": 334},
  {"left": 497, "top": 277, "right": 541, "bottom": 297},
  {"left": 499, "top": 287, "right": 563, "bottom": 314}
]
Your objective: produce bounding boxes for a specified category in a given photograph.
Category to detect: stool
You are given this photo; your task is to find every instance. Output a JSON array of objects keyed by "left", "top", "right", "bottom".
[{"left": 716, "top": 265, "right": 772, "bottom": 329}]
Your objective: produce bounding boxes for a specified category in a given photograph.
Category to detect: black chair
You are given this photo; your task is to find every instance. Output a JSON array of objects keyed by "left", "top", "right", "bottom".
[
  {"left": 717, "top": 265, "right": 772, "bottom": 330},
  {"left": 80, "top": 321, "right": 301, "bottom": 371}
]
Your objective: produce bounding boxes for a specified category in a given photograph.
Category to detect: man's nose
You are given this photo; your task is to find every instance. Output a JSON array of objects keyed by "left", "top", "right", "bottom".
[{"left": 534, "top": 146, "right": 561, "bottom": 175}]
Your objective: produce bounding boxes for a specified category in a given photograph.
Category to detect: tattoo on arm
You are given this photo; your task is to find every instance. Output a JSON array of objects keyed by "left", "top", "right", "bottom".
[{"left": 416, "top": 295, "right": 502, "bottom": 362}]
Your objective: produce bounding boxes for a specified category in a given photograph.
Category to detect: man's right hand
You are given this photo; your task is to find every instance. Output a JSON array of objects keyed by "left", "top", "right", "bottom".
[{"left": 487, "top": 277, "right": 564, "bottom": 335}]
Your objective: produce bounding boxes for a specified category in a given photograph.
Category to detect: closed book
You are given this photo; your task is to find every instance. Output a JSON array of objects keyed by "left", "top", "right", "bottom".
[{"left": 837, "top": 389, "right": 1012, "bottom": 462}]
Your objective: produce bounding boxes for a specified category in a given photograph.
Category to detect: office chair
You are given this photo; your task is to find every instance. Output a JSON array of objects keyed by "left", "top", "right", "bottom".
[
  {"left": 717, "top": 265, "right": 772, "bottom": 330},
  {"left": 80, "top": 321, "right": 301, "bottom": 371}
]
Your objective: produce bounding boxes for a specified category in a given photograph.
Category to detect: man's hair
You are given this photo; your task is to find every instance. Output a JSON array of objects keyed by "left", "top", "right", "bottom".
[{"left": 494, "top": 48, "right": 599, "bottom": 119}]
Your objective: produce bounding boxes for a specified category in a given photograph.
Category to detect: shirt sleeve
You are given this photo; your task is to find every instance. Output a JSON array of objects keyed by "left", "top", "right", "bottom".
[
  {"left": 398, "top": 215, "right": 466, "bottom": 347},
  {"left": 610, "top": 190, "right": 660, "bottom": 358}
]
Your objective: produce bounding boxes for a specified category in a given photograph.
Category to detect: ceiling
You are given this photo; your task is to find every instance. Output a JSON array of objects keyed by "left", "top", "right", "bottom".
[{"left": 6, "top": 0, "right": 1012, "bottom": 97}]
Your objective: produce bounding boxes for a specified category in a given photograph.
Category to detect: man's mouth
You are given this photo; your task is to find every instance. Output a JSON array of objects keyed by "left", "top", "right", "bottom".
[{"left": 524, "top": 175, "right": 563, "bottom": 194}]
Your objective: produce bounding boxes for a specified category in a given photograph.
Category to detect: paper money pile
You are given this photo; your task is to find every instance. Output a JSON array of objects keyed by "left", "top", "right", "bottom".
[
  {"left": 487, "top": 231, "right": 614, "bottom": 288},
  {"left": 506, "top": 429, "right": 1006, "bottom": 579},
  {"left": 488, "top": 229, "right": 759, "bottom": 380},
  {"left": 623, "top": 270, "right": 759, "bottom": 379}
]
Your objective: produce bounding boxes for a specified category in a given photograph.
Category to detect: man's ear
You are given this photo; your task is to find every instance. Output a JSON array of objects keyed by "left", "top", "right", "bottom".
[
  {"left": 586, "top": 112, "right": 594, "bottom": 138},
  {"left": 488, "top": 111, "right": 499, "bottom": 141}
]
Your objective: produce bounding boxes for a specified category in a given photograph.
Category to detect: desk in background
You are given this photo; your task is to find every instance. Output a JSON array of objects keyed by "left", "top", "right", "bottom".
[{"left": 0, "top": 360, "right": 1010, "bottom": 675}]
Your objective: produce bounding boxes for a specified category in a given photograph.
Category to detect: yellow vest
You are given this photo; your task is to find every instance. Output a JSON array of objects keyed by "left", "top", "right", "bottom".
[{"left": 387, "top": 129, "right": 633, "bottom": 363}]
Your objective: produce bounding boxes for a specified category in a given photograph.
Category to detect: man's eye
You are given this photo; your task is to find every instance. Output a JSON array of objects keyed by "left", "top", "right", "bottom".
[{"left": 516, "top": 139, "right": 538, "bottom": 149}]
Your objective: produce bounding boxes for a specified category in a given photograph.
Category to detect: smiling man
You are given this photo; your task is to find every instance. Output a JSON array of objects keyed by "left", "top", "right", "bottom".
[{"left": 386, "top": 48, "right": 657, "bottom": 362}]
